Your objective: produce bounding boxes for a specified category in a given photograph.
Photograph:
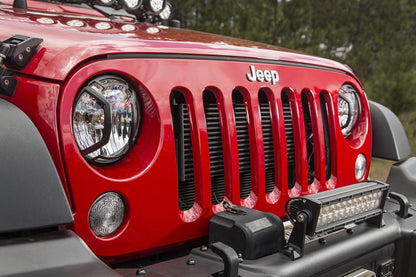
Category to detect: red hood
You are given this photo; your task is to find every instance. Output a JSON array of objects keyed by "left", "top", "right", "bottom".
[{"left": 0, "top": 1, "right": 353, "bottom": 81}]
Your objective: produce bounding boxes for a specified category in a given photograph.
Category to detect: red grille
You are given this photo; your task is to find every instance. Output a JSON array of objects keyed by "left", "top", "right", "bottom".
[{"left": 171, "top": 86, "right": 333, "bottom": 211}]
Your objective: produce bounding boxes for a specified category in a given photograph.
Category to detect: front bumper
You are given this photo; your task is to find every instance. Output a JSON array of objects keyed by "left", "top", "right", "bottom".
[
  {"left": 115, "top": 159, "right": 416, "bottom": 277},
  {"left": 116, "top": 202, "right": 414, "bottom": 276}
]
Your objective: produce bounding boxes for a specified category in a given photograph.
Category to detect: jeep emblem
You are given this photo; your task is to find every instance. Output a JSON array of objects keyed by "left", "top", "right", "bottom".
[{"left": 246, "top": 65, "right": 279, "bottom": 86}]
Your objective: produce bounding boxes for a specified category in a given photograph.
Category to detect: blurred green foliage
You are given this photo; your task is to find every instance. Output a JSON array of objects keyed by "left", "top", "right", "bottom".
[{"left": 172, "top": 0, "right": 416, "bottom": 154}]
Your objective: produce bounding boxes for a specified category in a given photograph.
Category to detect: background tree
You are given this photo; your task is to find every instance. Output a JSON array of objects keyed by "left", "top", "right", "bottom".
[{"left": 172, "top": 0, "right": 416, "bottom": 154}]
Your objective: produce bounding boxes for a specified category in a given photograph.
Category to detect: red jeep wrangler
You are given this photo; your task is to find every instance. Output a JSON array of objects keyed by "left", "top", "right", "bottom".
[{"left": 1, "top": 0, "right": 416, "bottom": 276}]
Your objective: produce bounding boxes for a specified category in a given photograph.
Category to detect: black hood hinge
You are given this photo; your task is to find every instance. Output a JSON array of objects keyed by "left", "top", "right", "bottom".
[{"left": 0, "top": 35, "right": 43, "bottom": 96}]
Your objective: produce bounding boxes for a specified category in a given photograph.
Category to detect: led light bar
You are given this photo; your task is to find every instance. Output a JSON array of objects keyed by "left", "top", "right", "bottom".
[
  {"left": 284, "top": 181, "right": 389, "bottom": 260},
  {"left": 286, "top": 181, "right": 389, "bottom": 236}
]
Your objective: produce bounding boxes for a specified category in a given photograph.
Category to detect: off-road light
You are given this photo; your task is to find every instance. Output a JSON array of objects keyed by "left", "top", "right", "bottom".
[
  {"left": 159, "top": 2, "right": 172, "bottom": 20},
  {"left": 89, "top": 192, "right": 125, "bottom": 237},
  {"left": 72, "top": 75, "right": 140, "bottom": 165},
  {"left": 286, "top": 181, "right": 388, "bottom": 236},
  {"left": 122, "top": 0, "right": 143, "bottom": 10},
  {"left": 355, "top": 153, "right": 367, "bottom": 181},
  {"left": 144, "top": 0, "right": 166, "bottom": 14},
  {"left": 284, "top": 181, "right": 389, "bottom": 260},
  {"left": 338, "top": 83, "right": 360, "bottom": 137}
]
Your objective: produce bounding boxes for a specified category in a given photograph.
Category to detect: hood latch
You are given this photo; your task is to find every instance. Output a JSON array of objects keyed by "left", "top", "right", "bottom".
[{"left": 0, "top": 35, "right": 43, "bottom": 96}]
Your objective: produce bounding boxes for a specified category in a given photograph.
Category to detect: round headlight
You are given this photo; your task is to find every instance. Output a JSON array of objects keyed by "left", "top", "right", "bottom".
[
  {"left": 145, "top": 0, "right": 166, "bottom": 14},
  {"left": 338, "top": 84, "right": 360, "bottom": 137},
  {"left": 72, "top": 75, "right": 140, "bottom": 165},
  {"left": 89, "top": 192, "right": 125, "bottom": 237},
  {"left": 122, "top": 0, "right": 142, "bottom": 10},
  {"left": 159, "top": 2, "right": 172, "bottom": 20}
]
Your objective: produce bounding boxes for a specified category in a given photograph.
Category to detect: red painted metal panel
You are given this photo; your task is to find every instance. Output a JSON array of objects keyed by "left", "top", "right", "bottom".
[
  {"left": 56, "top": 58, "right": 370, "bottom": 260},
  {"left": 1, "top": 0, "right": 355, "bottom": 81}
]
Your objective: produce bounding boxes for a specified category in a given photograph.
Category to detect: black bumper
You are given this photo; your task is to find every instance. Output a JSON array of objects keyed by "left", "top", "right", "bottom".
[
  {"left": 0, "top": 230, "right": 119, "bottom": 277},
  {"left": 115, "top": 159, "right": 416, "bottom": 276}
]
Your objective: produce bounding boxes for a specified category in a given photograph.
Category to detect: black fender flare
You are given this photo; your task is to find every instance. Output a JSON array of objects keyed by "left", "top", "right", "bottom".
[
  {"left": 0, "top": 98, "right": 72, "bottom": 233},
  {"left": 369, "top": 100, "right": 411, "bottom": 161}
]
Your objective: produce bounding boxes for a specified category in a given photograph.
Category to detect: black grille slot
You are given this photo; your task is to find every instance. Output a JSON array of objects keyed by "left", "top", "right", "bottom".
[
  {"left": 204, "top": 91, "right": 225, "bottom": 204},
  {"left": 302, "top": 92, "right": 315, "bottom": 184},
  {"left": 282, "top": 92, "right": 296, "bottom": 189},
  {"left": 170, "top": 91, "right": 195, "bottom": 211},
  {"left": 320, "top": 94, "right": 332, "bottom": 180},
  {"left": 259, "top": 91, "right": 275, "bottom": 194},
  {"left": 233, "top": 91, "right": 252, "bottom": 199}
]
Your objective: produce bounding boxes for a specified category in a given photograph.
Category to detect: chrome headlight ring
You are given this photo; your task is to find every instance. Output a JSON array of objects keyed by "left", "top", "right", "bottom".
[{"left": 72, "top": 75, "right": 141, "bottom": 165}]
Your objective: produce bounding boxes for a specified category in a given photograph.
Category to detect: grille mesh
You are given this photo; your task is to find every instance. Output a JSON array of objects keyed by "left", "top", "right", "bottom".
[
  {"left": 320, "top": 94, "right": 332, "bottom": 180},
  {"left": 204, "top": 91, "right": 225, "bottom": 205},
  {"left": 170, "top": 92, "right": 195, "bottom": 211},
  {"left": 302, "top": 92, "right": 315, "bottom": 184},
  {"left": 259, "top": 91, "right": 276, "bottom": 194},
  {"left": 233, "top": 91, "right": 252, "bottom": 199},
  {"left": 282, "top": 92, "right": 296, "bottom": 189}
]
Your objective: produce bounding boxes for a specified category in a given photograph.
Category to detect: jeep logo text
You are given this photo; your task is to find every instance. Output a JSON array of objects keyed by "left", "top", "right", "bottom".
[{"left": 246, "top": 65, "right": 279, "bottom": 85}]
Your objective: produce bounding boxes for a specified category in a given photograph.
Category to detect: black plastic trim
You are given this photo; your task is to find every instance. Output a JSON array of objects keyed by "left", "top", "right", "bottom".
[
  {"left": 211, "top": 242, "right": 239, "bottom": 277},
  {"left": 387, "top": 157, "right": 416, "bottom": 198},
  {"left": 369, "top": 101, "right": 411, "bottom": 161},
  {"left": 0, "top": 99, "right": 73, "bottom": 233},
  {"left": 389, "top": 192, "right": 410, "bottom": 218},
  {"left": 0, "top": 68, "right": 17, "bottom": 96},
  {"left": 106, "top": 53, "right": 348, "bottom": 74},
  {"left": 0, "top": 230, "right": 117, "bottom": 276}
]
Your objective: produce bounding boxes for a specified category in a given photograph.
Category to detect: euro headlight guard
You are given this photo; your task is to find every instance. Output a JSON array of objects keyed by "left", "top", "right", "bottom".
[
  {"left": 338, "top": 83, "right": 361, "bottom": 137},
  {"left": 72, "top": 75, "right": 141, "bottom": 165}
]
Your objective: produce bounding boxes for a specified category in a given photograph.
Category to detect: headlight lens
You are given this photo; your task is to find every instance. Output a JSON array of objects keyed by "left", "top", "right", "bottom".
[
  {"left": 72, "top": 75, "right": 140, "bottom": 165},
  {"left": 338, "top": 84, "right": 360, "bottom": 137},
  {"left": 89, "top": 192, "right": 125, "bottom": 237}
]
